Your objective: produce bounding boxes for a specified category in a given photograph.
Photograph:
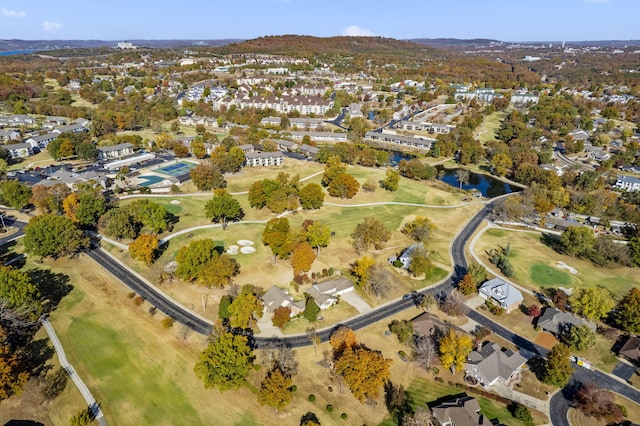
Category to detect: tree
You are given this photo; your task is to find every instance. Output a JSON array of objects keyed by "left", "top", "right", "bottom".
[
  {"left": 563, "top": 324, "right": 596, "bottom": 351},
  {"left": 0, "top": 343, "right": 28, "bottom": 401},
  {"left": 190, "top": 164, "right": 226, "bottom": 191},
  {"left": 228, "top": 291, "right": 263, "bottom": 329},
  {"left": 128, "top": 199, "right": 171, "bottom": 235},
  {"left": 299, "top": 183, "right": 325, "bottom": 210},
  {"left": 175, "top": 239, "right": 222, "bottom": 282},
  {"left": 569, "top": 287, "right": 615, "bottom": 321},
  {"left": 257, "top": 367, "right": 293, "bottom": 411},
  {"left": 200, "top": 254, "right": 240, "bottom": 288},
  {"left": 629, "top": 236, "right": 640, "bottom": 267},
  {"left": 560, "top": 226, "right": 595, "bottom": 258},
  {"left": 513, "top": 404, "right": 533, "bottom": 423},
  {"left": 614, "top": 287, "right": 640, "bottom": 333},
  {"left": 69, "top": 405, "right": 96, "bottom": 426},
  {"left": 401, "top": 216, "right": 436, "bottom": 243},
  {"left": 527, "top": 304, "right": 542, "bottom": 318},
  {"left": 351, "top": 217, "right": 391, "bottom": 252},
  {"left": 23, "top": 214, "right": 88, "bottom": 259},
  {"left": 543, "top": 344, "right": 573, "bottom": 387},
  {"left": 129, "top": 234, "right": 158, "bottom": 265},
  {"left": 334, "top": 346, "right": 391, "bottom": 402},
  {"left": 98, "top": 207, "right": 139, "bottom": 241},
  {"left": 389, "top": 319, "right": 414, "bottom": 345},
  {"left": 438, "top": 328, "right": 473, "bottom": 372},
  {"left": 574, "top": 382, "right": 624, "bottom": 423},
  {"left": 218, "top": 295, "right": 232, "bottom": 320},
  {"left": 300, "top": 412, "right": 321, "bottom": 426},
  {"left": 0, "top": 180, "right": 32, "bottom": 209},
  {"left": 204, "top": 189, "right": 244, "bottom": 229},
  {"left": 380, "top": 169, "right": 400, "bottom": 191},
  {"left": 457, "top": 273, "right": 477, "bottom": 296},
  {"left": 306, "top": 327, "right": 320, "bottom": 356},
  {"left": 305, "top": 221, "right": 331, "bottom": 257},
  {"left": 385, "top": 381, "right": 412, "bottom": 424},
  {"left": 366, "top": 263, "right": 392, "bottom": 299},
  {"left": 467, "top": 262, "right": 488, "bottom": 285},
  {"left": 328, "top": 173, "right": 359, "bottom": 199},
  {"left": 407, "top": 245, "right": 433, "bottom": 277},
  {"left": 30, "top": 183, "right": 70, "bottom": 214},
  {"left": 272, "top": 306, "right": 291, "bottom": 329},
  {"left": 413, "top": 334, "right": 437, "bottom": 369},
  {"left": 194, "top": 330, "right": 253, "bottom": 391},
  {"left": 303, "top": 297, "right": 320, "bottom": 322},
  {"left": 263, "top": 218, "right": 295, "bottom": 262},
  {"left": 330, "top": 326, "right": 358, "bottom": 356},
  {"left": 491, "top": 153, "right": 513, "bottom": 176},
  {"left": 455, "top": 169, "right": 470, "bottom": 189},
  {"left": 290, "top": 241, "right": 316, "bottom": 276},
  {"left": 321, "top": 155, "right": 347, "bottom": 187},
  {"left": 352, "top": 256, "right": 376, "bottom": 286},
  {"left": 259, "top": 342, "right": 298, "bottom": 377}
]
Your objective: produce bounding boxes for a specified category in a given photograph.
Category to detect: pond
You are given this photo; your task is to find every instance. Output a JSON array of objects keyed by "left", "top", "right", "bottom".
[
  {"left": 436, "top": 167, "right": 522, "bottom": 198},
  {"left": 388, "top": 150, "right": 416, "bottom": 165}
]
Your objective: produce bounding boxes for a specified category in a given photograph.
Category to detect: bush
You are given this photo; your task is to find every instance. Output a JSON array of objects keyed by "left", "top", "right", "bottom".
[
  {"left": 513, "top": 404, "right": 533, "bottom": 423},
  {"left": 326, "top": 404, "right": 333, "bottom": 412},
  {"left": 485, "top": 300, "right": 505, "bottom": 316},
  {"left": 133, "top": 296, "right": 144, "bottom": 306},
  {"left": 161, "top": 317, "right": 174, "bottom": 329},
  {"left": 392, "top": 259, "right": 404, "bottom": 268},
  {"left": 127, "top": 292, "right": 136, "bottom": 299},
  {"left": 435, "top": 377, "right": 444, "bottom": 383},
  {"left": 291, "top": 384, "right": 297, "bottom": 392},
  {"left": 340, "top": 413, "right": 348, "bottom": 420},
  {"left": 618, "top": 404, "right": 628, "bottom": 417},
  {"left": 148, "top": 307, "right": 157, "bottom": 316},
  {"left": 253, "top": 364, "right": 261, "bottom": 371},
  {"left": 308, "top": 394, "right": 316, "bottom": 402}
]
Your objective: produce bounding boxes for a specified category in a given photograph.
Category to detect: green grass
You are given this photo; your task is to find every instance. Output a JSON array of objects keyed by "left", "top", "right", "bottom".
[
  {"left": 391, "top": 377, "right": 536, "bottom": 426},
  {"left": 476, "top": 111, "right": 506, "bottom": 144},
  {"left": 529, "top": 263, "right": 571, "bottom": 286},
  {"left": 61, "top": 314, "right": 204, "bottom": 425}
]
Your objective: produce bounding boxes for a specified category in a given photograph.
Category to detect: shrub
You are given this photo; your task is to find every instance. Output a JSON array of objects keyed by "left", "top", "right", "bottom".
[
  {"left": 291, "top": 384, "right": 297, "bottom": 392},
  {"left": 328, "top": 267, "right": 334, "bottom": 275},
  {"left": 486, "top": 300, "right": 505, "bottom": 316},
  {"left": 326, "top": 404, "right": 333, "bottom": 412},
  {"left": 308, "top": 394, "right": 316, "bottom": 402},
  {"left": 148, "top": 307, "right": 157, "bottom": 316},
  {"left": 513, "top": 404, "right": 533, "bottom": 423},
  {"left": 161, "top": 317, "right": 174, "bottom": 329},
  {"left": 435, "top": 377, "right": 444, "bottom": 383},
  {"left": 127, "top": 292, "right": 136, "bottom": 299},
  {"left": 133, "top": 296, "right": 144, "bottom": 306},
  {"left": 253, "top": 364, "right": 261, "bottom": 371},
  {"left": 398, "top": 350, "right": 407, "bottom": 359},
  {"left": 340, "top": 413, "right": 348, "bottom": 419},
  {"left": 618, "top": 404, "right": 628, "bottom": 417},
  {"left": 392, "top": 259, "right": 404, "bottom": 268}
]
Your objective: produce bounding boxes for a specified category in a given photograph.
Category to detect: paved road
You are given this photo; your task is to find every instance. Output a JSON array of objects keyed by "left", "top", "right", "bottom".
[{"left": 41, "top": 318, "right": 107, "bottom": 426}]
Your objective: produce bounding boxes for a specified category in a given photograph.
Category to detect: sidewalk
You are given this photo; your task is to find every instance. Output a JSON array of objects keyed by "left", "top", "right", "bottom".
[{"left": 492, "top": 382, "right": 550, "bottom": 418}]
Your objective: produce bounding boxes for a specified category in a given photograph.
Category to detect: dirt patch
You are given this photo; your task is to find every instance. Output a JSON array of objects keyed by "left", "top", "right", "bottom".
[{"left": 534, "top": 331, "right": 559, "bottom": 350}]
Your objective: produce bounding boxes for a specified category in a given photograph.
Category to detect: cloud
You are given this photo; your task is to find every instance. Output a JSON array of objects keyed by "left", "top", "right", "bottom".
[
  {"left": 342, "top": 25, "right": 375, "bottom": 37},
  {"left": 42, "top": 21, "right": 62, "bottom": 31},
  {"left": 1, "top": 8, "right": 26, "bottom": 17}
]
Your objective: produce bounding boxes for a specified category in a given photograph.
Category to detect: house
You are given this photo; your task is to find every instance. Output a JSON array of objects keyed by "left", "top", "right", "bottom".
[
  {"left": 289, "top": 117, "right": 325, "bottom": 130},
  {"left": 544, "top": 216, "right": 581, "bottom": 231},
  {"left": 306, "top": 277, "right": 354, "bottom": 310},
  {"left": 568, "top": 129, "right": 590, "bottom": 141},
  {"left": 74, "top": 117, "right": 91, "bottom": 128},
  {"left": 238, "top": 144, "right": 255, "bottom": 154},
  {"left": 261, "top": 286, "right": 305, "bottom": 316},
  {"left": 540, "top": 163, "right": 565, "bottom": 176},
  {"left": 412, "top": 312, "right": 468, "bottom": 338},
  {"left": 298, "top": 144, "right": 319, "bottom": 159},
  {"left": 288, "top": 131, "right": 348, "bottom": 142},
  {"left": 431, "top": 396, "right": 485, "bottom": 426},
  {"left": 244, "top": 151, "right": 284, "bottom": 167},
  {"left": 97, "top": 143, "right": 134, "bottom": 160},
  {"left": 349, "top": 103, "right": 363, "bottom": 118},
  {"left": 273, "top": 139, "right": 297, "bottom": 151},
  {"left": 365, "top": 131, "right": 434, "bottom": 151},
  {"left": 536, "top": 307, "right": 597, "bottom": 335},
  {"left": 26, "top": 132, "right": 58, "bottom": 149},
  {"left": 5, "top": 143, "right": 34, "bottom": 159},
  {"left": 388, "top": 244, "right": 422, "bottom": 269},
  {"left": 39, "top": 169, "right": 109, "bottom": 190},
  {"left": 620, "top": 165, "right": 640, "bottom": 174},
  {"left": 478, "top": 278, "right": 523, "bottom": 313},
  {"left": 464, "top": 342, "right": 527, "bottom": 388},
  {"left": 260, "top": 117, "right": 282, "bottom": 127},
  {"left": 618, "top": 336, "right": 640, "bottom": 365},
  {"left": 616, "top": 175, "right": 640, "bottom": 192},
  {"left": 0, "top": 129, "right": 20, "bottom": 141},
  {"left": 52, "top": 123, "right": 87, "bottom": 134}
]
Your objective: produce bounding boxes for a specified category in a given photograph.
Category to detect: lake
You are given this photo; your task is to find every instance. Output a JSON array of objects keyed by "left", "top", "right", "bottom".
[
  {"left": 0, "top": 50, "right": 37, "bottom": 56},
  {"left": 436, "top": 167, "right": 522, "bottom": 198}
]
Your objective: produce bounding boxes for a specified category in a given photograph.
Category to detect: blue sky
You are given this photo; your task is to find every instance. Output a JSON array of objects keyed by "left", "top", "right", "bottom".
[{"left": 0, "top": 0, "right": 637, "bottom": 42}]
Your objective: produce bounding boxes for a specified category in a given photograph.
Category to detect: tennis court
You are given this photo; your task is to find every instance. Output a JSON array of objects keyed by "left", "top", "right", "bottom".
[
  {"left": 154, "top": 161, "right": 197, "bottom": 177},
  {"left": 138, "top": 175, "right": 165, "bottom": 187}
]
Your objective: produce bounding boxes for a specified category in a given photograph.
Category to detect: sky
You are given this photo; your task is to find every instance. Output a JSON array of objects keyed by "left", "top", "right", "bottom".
[{"left": 0, "top": 0, "right": 638, "bottom": 42}]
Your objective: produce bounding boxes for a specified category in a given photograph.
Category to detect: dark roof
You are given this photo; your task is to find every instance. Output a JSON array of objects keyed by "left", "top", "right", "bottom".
[
  {"left": 619, "top": 336, "right": 640, "bottom": 363},
  {"left": 431, "top": 396, "right": 484, "bottom": 426},
  {"left": 536, "top": 307, "right": 597, "bottom": 335}
]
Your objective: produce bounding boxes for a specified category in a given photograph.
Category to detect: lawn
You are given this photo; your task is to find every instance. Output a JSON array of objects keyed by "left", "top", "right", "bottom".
[
  {"left": 529, "top": 263, "right": 571, "bottom": 286},
  {"left": 475, "top": 111, "right": 506, "bottom": 144},
  {"left": 474, "top": 228, "right": 640, "bottom": 299},
  {"left": 568, "top": 394, "right": 640, "bottom": 426},
  {"left": 8, "top": 150, "right": 54, "bottom": 171},
  {"left": 224, "top": 158, "right": 325, "bottom": 193}
]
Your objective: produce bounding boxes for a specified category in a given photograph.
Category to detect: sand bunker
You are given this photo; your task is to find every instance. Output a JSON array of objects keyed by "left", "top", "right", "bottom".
[
  {"left": 170, "top": 200, "right": 181, "bottom": 205},
  {"left": 556, "top": 261, "right": 578, "bottom": 275},
  {"left": 240, "top": 246, "right": 256, "bottom": 254},
  {"left": 237, "top": 240, "right": 255, "bottom": 247},
  {"left": 227, "top": 245, "right": 239, "bottom": 255}
]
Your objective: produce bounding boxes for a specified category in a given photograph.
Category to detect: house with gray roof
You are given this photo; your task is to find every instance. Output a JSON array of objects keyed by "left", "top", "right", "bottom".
[
  {"left": 535, "top": 307, "right": 597, "bottom": 336},
  {"left": 26, "top": 132, "right": 58, "bottom": 149},
  {"left": 478, "top": 278, "right": 523, "bottom": 313},
  {"left": 261, "top": 286, "right": 304, "bottom": 316},
  {"left": 0, "top": 129, "right": 20, "bottom": 141},
  {"left": 365, "top": 131, "right": 434, "bottom": 150},
  {"left": 388, "top": 244, "right": 422, "bottom": 269},
  {"left": 6, "top": 143, "right": 34, "bottom": 159},
  {"left": 616, "top": 175, "right": 640, "bottom": 192},
  {"left": 464, "top": 342, "right": 527, "bottom": 388},
  {"left": 244, "top": 150, "right": 284, "bottom": 167},
  {"left": 273, "top": 139, "right": 298, "bottom": 151},
  {"left": 97, "top": 143, "right": 134, "bottom": 160},
  {"left": 618, "top": 336, "right": 640, "bottom": 365},
  {"left": 306, "top": 277, "right": 354, "bottom": 310},
  {"left": 431, "top": 396, "right": 485, "bottom": 426},
  {"left": 297, "top": 144, "right": 319, "bottom": 159},
  {"left": 52, "top": 123, "right": 87, "bottom": 134}
]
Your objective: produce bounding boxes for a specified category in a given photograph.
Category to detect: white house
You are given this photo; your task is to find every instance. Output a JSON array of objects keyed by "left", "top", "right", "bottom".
[
  {"left": 306, "top": 278, "right": 355, "bottom": 310},
  {"left": 244, "top": 151, "right": 284, "bottom": 167},
  {"left": 6, "top": 143, "right": 33, "bottom": 159},
  {"left": 365, "top": 131, "right": 434, "bottom": 150},
  {"left": 478, "top": 278, "right": 523, "bottom": 313},
  {"left": 97, "top": 143, "right": 134, "bottom": 160},
  {"left": 26, "top": 132, "right": 58, "bottom": 149},
  {"left": 464, "top": 342, "right": 527, "bottom": 388},
  {"left": 616, "top": 175, "right": 640, "bottom": 192}
]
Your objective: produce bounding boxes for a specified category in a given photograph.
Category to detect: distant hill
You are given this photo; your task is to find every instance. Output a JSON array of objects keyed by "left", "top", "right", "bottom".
[
  {"left": 214, "top": 35, "right": 439, "bottom": 56},
  {"left": 409, "top": 38, "right": 503, "bottom": 47},
  {"left": 0, "top": 39, "right": 241, "bottom": 51}
]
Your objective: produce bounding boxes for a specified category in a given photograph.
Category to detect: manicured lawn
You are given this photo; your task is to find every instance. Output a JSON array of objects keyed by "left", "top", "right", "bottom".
[
  {"left": 529, "top": 263, "right": 571, "bottom": 286},
  {"left": 8, "top": 150, "right": 53, "bottom": 171},
  {"left": 475, "top": 111, "right": 505, "bottom": 144},
  {"left": 474, "top": 228, "right": 640, "bottom": 299}
]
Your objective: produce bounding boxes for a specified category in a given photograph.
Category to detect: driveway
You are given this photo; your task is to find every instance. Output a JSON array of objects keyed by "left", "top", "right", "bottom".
[{"left": 340, "top": 291, "right": 372, "bottom": 313}]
